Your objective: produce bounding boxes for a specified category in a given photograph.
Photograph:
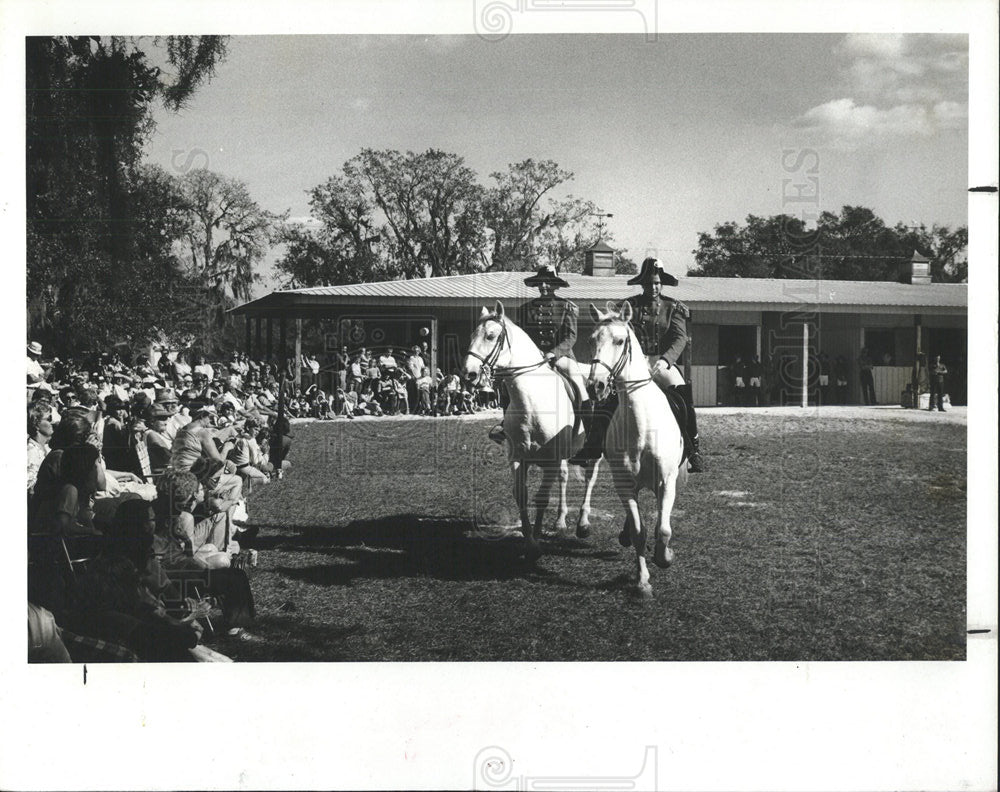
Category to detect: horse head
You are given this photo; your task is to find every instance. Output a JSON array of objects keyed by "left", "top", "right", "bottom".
[
  {"left": 588, "top": 301, "right": 636, "bottom": 399},
  {"left": 463, "top": 300, "right": 508, "bottom": 385}
]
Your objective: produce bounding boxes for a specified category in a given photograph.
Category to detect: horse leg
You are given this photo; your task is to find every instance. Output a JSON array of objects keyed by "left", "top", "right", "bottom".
[
  {"left": 511, "top": 461, "right": 538, "bottom": 561},
  {"left": 653, "top": 470, "right": 678, "bottom": 569},
  {"left": 533, "top": 463, "right": 558, "bottom": 544},
  {"left": 576, "top": 458, "right": 600, "bottom": 539},
  {"left": 551, "top": 459, "right": 569, "bottom": 534},
  {"left": 624, "top": 493, "right": 652, "bottom": 598}
]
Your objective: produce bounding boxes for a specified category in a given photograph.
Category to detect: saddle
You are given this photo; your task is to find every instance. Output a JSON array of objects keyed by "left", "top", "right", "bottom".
[
  {"left": 594, "top": 383, "right": 691, "bottom": 463},
  {"left": 548, "top": 360, "right": 586, "bottom": 433}
]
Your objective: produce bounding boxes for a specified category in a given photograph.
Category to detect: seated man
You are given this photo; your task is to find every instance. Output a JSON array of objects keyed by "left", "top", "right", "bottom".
[
  {"left": 169, "top": 402, "right": 244, "bottom": 511},
  {"left": 357, "top": 384, "right": 384, "bottom": 416},
  {"left": 490, "top": 265, "right": 591, "bottom": 444},
  {"left": 572, "top": 258, "right": 704, "bottom": 472}
]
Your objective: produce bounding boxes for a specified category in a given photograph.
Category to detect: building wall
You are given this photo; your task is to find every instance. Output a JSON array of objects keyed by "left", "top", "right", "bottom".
[{"left": 248, "top": 300, "right": 965, "bottom": 407}]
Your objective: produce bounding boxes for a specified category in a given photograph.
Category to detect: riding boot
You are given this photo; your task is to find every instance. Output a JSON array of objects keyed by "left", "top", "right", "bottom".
[
  {"left": 678, "top": 383, "right": 705, "bottom": 472},
  {"left": 568, "top": 393, "right": 616, "bottom": 464}
]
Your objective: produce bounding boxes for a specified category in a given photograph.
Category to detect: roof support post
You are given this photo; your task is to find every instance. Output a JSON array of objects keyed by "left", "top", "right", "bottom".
[
  {"left": 245, "top": 315, "right": 252, "bottom": 356},
  {"left": 255, "top": 316, "right": 262, "bottom": 361},
  {"left": 294, "top": 318, "right": 303, "bottom": 390},
  {"left": 279, "top": 316, "right": 287, "bottom": 372},
  {"left": 801, "top": 320, "right": 809, "bottom": 408},
  {"left": 266, "top": 317, "right": 273, "bottom": 363},
  {"left": 430, "top": 316, "right": 439, "bottom": 405}
]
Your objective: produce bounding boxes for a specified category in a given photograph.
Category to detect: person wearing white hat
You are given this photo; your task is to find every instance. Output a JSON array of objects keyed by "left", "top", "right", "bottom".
[{"left": 27, "top": 341, "right": 45, "bottom": 384}]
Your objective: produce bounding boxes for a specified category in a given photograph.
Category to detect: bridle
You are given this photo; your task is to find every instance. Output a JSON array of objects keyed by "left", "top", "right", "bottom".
[
  {"left": 590, "top": 319, "right": 652, "bottom": 393},
  {"left": 467, "top": 317, "right": 548, "bottom": 380}
]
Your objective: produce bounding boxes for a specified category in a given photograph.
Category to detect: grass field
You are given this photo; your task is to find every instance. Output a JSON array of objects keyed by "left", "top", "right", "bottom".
[{"left": 215, "top": 408, "right": 967, "bottom": 662}]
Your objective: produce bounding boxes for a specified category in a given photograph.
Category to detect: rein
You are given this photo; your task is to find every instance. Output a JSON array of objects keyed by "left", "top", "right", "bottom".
[
  {"left": 590, "top": 320, "right": 653, "bottom": 394},
  {"left": 468, "top": 318, "right": 548, "bottom": 380}
]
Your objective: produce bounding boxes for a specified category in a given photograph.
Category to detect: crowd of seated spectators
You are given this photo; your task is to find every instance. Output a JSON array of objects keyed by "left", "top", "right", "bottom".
[
  {"left": 286, "top": 345, "right": 499, "bottom": 420},
  {"left": 26, "top": 341, "right": 293, "bottom": 663}
]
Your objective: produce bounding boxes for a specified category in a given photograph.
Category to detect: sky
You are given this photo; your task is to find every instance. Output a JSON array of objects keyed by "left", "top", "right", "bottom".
[{"left": 144, "top": 32, "right": 969, "bottom": 293}]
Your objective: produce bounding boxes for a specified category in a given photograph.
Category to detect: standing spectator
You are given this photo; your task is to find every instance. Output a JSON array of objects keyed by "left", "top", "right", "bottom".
[
  {"left": 416, "top": 370, "right": 434, "bottom": 415},
  {"left": 747, "top": 356, "right": 763, "bottom": 407},
  {"left": 732, "top": 355, "right": 747, "bottom": 406},
  {"left": 334, "top": 345, "right": 350, "bottom": 392},
  {"left": 858, "top": 348, "right": 876, "bottom": 405},
  {"left": 818, "top": 353, "right": 831, "bottom": 405},
  {"left": 834, "top": 355, "right": 849, "bottom": 405},
  {"left": 347, "top": 353, "right": 364, "bottom": 393},
  {"left": 391, "top": 369, "right": 409, "bottom": 414},
  {"left": 364, "top": 356, "right": 381, "bottom": 392},
  {"left": 928, "top": 355, "right": 948, "bottom": 412},
  {"left": 405, "top": 346, "right": 424, "bottom": 410},
  {"left": 27, "top": 341, "right": 46, "bottom": 384},
  {"left": 378, "top": 348, "right": 397, "bottom": 371},
  {"left": 440, "top": 369, "right": 462, "bottom": 415}
]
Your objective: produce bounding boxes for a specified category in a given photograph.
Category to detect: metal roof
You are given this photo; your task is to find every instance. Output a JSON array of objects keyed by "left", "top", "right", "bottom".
[{"left": 232, "top": 272, "right": 967, "bottom": 315}]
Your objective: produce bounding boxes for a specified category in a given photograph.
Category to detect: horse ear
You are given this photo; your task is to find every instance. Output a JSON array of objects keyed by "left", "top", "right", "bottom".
[
  {"left": 605, "top": 300, "right": 619, "bottom": 316},
  {"left": 588, "top": 303, "right": 603, "bottom": 322},
  {"left": 494, "top": 300, "right": 505, "bottom": 319},
  {"left": 620, "top": 301, "right": 633, "bottom": 323},
  {"left": 480, "top": 306, "right": 490, "bottom": 318}
]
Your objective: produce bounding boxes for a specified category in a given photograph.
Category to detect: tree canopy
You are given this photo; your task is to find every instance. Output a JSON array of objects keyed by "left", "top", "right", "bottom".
[
  {"left": 275, "top": 153, "right": 613, "bottom": 288},
  {"left": 692, "top": 206, "right": 967, "bottom": 282},
  {"left": 26, "top": 36, "right": 229, "bottom": 354}
]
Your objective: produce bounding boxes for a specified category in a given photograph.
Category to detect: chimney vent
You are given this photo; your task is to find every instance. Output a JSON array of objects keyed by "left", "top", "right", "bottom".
[
  {"left": 584, "top": 240, "right": 616, "bottom": 277},
  {"left": 900, "top": 251, "right": 932, "bottom": 284}
]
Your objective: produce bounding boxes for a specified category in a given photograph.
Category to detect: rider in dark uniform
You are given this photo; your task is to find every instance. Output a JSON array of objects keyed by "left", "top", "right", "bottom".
[
  {"left": 489, "top": 265, "right": 588, "bottom": 444},
  {"left": 570, "top": 257, "right": 705, "bottom": 472}
]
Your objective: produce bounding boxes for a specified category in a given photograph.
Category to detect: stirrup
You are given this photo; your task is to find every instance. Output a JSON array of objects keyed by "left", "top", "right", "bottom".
[{"left": 488, "top": 424, "right": 506, "bottom": 445}]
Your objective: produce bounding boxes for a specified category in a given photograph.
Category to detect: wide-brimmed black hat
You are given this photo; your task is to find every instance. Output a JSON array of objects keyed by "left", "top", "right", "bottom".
[
  {"left": 523, "top": 264, "right": 570, "bottom": 289},
  {"left": 627, "top": 257, "right": 679, "bottom": 286}
]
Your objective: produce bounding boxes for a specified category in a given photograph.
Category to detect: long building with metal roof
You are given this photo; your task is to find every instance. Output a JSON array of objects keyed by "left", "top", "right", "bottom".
[{"left": 232, "top": 258, "right": 967, "bottom": 408}]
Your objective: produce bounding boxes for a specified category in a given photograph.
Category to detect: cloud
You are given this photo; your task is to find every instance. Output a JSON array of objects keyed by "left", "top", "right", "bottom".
[
  {"left": 791, "top": 97, "right": 967, "bottom": 147},
  {"left": 836, "top": 33, "right": 908, "bottom": 60},
  {"left": 787, "top": 34, "right": 967, "bottom": 147}
]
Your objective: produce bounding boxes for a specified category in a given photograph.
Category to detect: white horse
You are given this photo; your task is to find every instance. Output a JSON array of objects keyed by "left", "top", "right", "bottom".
[
  {"left": 588, "top": 301, "right": 686, "bottom": 598},
  {"left": 463, "top": 301, "right": 602, "bottom": 561}
]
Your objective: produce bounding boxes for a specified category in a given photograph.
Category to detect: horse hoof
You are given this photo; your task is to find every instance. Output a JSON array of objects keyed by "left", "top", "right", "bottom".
[
  {"left": 631, "top": 584, "right": 654, "bottom": 601},
  {"left": 576, "top": 523, "right": 591, "bottom": 539},
  {"left": 552, "top": 519, "right": 568, "bottom": 534},
  {"left": 618, "top": 529, "right": 631, "bottom": 548},
  {"left": 653, "top": 544, "right": 674, "bottom": 569}
]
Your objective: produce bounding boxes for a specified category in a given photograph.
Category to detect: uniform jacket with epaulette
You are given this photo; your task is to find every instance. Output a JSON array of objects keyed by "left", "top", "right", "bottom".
[
  {"left": 523, "top": 295, "right": 578, "bottom": 360},
  {"left": 625, "top": 291, "right": 691, "bottom": 366}
]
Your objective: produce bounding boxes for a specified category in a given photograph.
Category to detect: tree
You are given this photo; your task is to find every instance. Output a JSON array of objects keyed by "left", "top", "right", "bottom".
[
  {"left": 26, "top": 35, "right": 229, "bottom": 353},
  {"left": 480, "top": 160, "right": 614, "bottom": 273},
  {"left": 177, "top": 168, "right": 284, "bottom": 303},
  {"left": 348, "top": 149, "right": 487, "bottom": 278},
  {"left": 277, "top": 149, "right": 613, "bottom": 288},
  {"left": 692, "top": 206, "right": 967, "bottom": 282}
]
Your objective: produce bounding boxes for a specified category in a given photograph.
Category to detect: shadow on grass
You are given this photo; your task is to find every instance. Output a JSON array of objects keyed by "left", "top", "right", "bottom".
[{"left": 253, "top": 514, "right": 624, "bottom": 586}]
